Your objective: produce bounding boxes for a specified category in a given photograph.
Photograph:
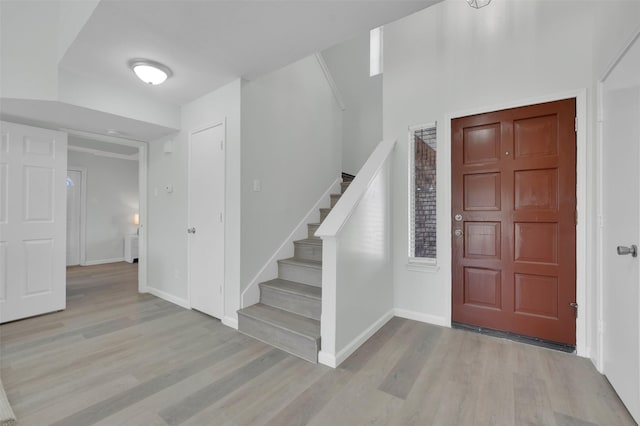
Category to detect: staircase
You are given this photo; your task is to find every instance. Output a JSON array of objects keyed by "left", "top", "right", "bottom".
[{"left": 237, "top": 175, "right": 353, "bottom": 363}]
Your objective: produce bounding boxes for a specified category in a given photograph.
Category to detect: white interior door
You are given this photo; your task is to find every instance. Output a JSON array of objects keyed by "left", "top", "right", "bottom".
[
  {"left": 66, "top": 169, "right": 82, "bottom": 266},
  {"left": 602, "top": 35, "right": 640, "bottom": 423},
  {"left": 188, "top": 122, "right": 225, "bottom": 319},
  {"left": 0, "top": 121, "right": 67, "bottom": 323}
]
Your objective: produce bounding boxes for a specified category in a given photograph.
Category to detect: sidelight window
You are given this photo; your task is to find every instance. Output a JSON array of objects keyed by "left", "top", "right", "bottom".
[{"left": 409, "top": 123, "right": 437, "bottom": 265}]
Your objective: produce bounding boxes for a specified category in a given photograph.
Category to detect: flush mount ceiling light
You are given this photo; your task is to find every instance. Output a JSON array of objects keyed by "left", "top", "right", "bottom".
[
  {"left": 467, "top": 0, "right": 491, "bottom": 8},
  {"left": 128, "top": 59, "right": 172, "bottom": 85}
]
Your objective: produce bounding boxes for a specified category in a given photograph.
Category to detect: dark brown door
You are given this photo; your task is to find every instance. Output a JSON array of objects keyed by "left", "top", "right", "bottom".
[{"left": 452, "top": 99, "right": 576, "bottom": 345}]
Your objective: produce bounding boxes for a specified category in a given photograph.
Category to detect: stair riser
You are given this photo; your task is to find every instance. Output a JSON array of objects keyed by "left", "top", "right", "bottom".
[
  {"left": 294, "top": 242, "right": 322, "bottom": 262},
  {"left": 238, "top": 314, "right": 319, "bottom": 363},
  {"left": 320, "top": 208, "right": 331, "bottom": 222},
  {"left": 260, "top": 287, "right": 321, "bottom": 321},
  {"left": 307, "top": 224, "right": 320, "bottom": 240},
  {"left": 278, "top": 263, "right": 321, "bottom": 287},
  {"left": 330, "top": 194, "right": 341, "bottom": 208},
  {"left": 341, "top": 182, "right": 350, "bottom": 193}
]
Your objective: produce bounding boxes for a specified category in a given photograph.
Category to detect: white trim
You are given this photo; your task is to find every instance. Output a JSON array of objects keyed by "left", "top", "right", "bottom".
[
  {"left": 315, "top": 52, "right": 346, "bottom": 111},
  {"left": 67, "top": 166, "right": 87, "bottom": 266},
  {"left": 68, "top": 145, "right": 138, "bottom": 161},
  {"left": 222, "top": 316, "right": 238, "bottom": 330},
  {"left": 146, "top": 286, "right": 190, "bottom": 310},
  {"left": 240, "top": 178, "right": 341, "bottom": 308},
  {"left": 596, "top": 80, "right": 605, "bottom": 374},
  {"left": 318, "top": 309, "right": 394, "bottom": 368},
  {"left": 394, "top": 308, "right": 448, "bottom": 327},
  {"left": 444, "top": 89, "right": 589, "bottom": 357},
  {"left": 84, "top": 257, "right": 125, "bottom": 266},
  {"left": 187, "top": 119, "right": 226, "bottom": 320}
]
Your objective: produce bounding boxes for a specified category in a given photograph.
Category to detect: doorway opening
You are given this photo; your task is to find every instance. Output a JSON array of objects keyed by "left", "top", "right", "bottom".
[{"left": 65, "top": 131, "right": 148, "bottom": 297}]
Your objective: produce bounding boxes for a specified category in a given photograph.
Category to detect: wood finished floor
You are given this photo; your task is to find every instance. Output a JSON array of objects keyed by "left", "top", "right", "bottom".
[{"left": 0, "top": 262, "right": 634, "bottom": 425}]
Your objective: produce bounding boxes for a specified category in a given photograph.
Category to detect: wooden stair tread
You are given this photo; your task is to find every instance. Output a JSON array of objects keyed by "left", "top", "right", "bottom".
[
  {"left": 294, "top": 238, "right": 322, "bottom": 246},
  {"left": 238, "top": 303, "right": 320, "bottom": 340},
  {"left": 260, "top": 278, "right": 321, "bottom": 300},
  {"left": 278, "top": 257, "right": 322, "bottom": 269}
]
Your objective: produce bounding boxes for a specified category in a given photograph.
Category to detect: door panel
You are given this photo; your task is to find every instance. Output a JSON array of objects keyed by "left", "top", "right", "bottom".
[
  {"left": 452, "top": 99, "right": 576, "bottom": 345},
  {"left": 0, "top": 121, "right": 67, "bottom": 323},
  {"left": 602, "top": 33, "right": 640, "bottom": 422},
  {"left": 188, "top": 123, "right": 225, "bottom": 320}
]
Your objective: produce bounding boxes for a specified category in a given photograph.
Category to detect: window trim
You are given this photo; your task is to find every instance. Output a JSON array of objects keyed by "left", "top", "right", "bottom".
[{"left": 408, "top": 122, "right": 438, "bottom": 269}]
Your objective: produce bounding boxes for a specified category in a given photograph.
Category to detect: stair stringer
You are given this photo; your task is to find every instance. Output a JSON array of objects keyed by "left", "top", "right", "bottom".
[{"left": 240, "top": 178, "right": 340, "bottom": 309}]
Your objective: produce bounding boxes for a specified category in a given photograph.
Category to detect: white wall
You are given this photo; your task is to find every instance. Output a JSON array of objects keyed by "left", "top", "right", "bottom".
[
  {"left": 0, "top": 0, "right": 59, "bottom": 100},
  {"left": 317, "top": 139, "right": 395, "bottom": 367},
  {"left": 240, "top": 55, "right": 342, "bottom": 289},
  {"left": 58, "top": 69, "right": 181, "bottom": 131},
  {"left": 57, "top": 0, "right": 99, "bottom": 62},
  {"left": 383, "top": 0, "right": 640, "bottom": 360},
  {"left": 147, "top": 79, "right": 241, "bottom": 323},
  {"left": 322, "top": 33, "right": 383, "bottom": 175},
  {"left": 68, "top": 150, "right": 138, "bottom": 264}
]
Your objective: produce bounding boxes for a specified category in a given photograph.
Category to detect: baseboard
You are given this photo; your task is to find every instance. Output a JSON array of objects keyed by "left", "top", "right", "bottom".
[
  {"left": 83, "top": 257, "right": 125, "bottom": 266},
  {"left": 319, "top": 308, "right": 394, "bottom": 368},
  {"left": 394, "top": 308, "right": 448, "bottom": 327},
  {"left": 317, "top": 350, "right": 337, "bottom": 368},
  {"left": 240, "top": 177, "right": 341, "bottom": 308},
  {"left": 222, "top": 316, "right": 238, "bottom": 330},
  {"left": 146, "top": 287, "right": 190, "bottom": 310}
]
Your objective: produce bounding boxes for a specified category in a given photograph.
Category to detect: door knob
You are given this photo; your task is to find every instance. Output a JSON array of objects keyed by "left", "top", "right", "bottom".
[
  {"left": 187, "top": 227, "right": 196, "bottom": 234},
  {"left": 617, "top": 245, "right": 637, "bottom": 257},
  {"left": 454, "top": 229, "right": 464, "bottom": 238}
]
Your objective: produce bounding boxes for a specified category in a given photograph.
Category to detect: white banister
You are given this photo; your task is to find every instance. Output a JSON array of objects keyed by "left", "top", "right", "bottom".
[{"left": 315, "top": 139, "right": 396, "bottom": 239}]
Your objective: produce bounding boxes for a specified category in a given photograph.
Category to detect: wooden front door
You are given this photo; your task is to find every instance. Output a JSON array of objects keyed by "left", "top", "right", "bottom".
[{"left": 451, "top": 99, "right": 576, "bottom": 345}]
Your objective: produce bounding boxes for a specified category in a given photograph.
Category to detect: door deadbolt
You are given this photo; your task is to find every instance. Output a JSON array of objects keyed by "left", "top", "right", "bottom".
[
  {"left": 617, "top": 245, "right": 637, "bottom": 257},
  {"left": 454, "top": 214, "right": 463, "bottom": 222}
]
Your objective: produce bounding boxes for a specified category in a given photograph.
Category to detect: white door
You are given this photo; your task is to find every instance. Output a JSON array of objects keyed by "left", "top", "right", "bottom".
[
  {"left": 66, "top": 169, "right": 82, "bottom": 266},
  {"left": 602, "top": 34, "right": 640, "bottom": 423},
  {"left": 188, "top": 122, "right": 225, "bottom": 319},
  {"left": 0, "top": 121, "right": 67, "bottom": 323}
]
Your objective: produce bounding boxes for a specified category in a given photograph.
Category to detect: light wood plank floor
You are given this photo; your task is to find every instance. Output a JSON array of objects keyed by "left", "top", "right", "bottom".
[{"left": 0, "top": 262, "right": 634, "bottom": 425}]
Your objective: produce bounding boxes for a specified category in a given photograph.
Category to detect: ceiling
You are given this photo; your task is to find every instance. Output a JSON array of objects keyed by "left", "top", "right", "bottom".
[{"left": 59, "top": 0, "right": 440, "bottom": 106}]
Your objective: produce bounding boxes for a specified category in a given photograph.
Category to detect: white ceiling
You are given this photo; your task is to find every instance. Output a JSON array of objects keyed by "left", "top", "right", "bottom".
[{"left": 60, "top": 0, "right": 440, "bottom": 106}]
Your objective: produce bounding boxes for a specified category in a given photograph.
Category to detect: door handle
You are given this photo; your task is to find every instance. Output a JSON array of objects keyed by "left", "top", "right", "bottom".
[
  {"left": 617, "top": 245, "right": 637, "bottom": 257},
  {"left": 187, "top": 227, "right": 196, "bottom": 234}
]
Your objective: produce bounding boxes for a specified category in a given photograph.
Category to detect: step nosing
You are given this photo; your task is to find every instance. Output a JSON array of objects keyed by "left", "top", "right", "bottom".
[
  {"left": 278, "top": 258, "right": 322, "bottom": 269},
  {"left": 294, "top": 238, "right": 322, "bottom": 245},
  {"left": 238, "top": 309, "right": 320, "bottom": 340},
  {"left": 260, "top": 279, "right": 322, "bottom": 292}
]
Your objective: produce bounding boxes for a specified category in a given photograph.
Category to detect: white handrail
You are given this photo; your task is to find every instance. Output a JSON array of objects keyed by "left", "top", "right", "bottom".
[{"left": 315, "top": 139, "right": 396, "bottom": 238}]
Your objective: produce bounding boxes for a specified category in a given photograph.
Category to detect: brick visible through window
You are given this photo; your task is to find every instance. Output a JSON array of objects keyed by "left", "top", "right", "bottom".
[{"left": 410, "top": 125, "right": 437, "bottom": 259}]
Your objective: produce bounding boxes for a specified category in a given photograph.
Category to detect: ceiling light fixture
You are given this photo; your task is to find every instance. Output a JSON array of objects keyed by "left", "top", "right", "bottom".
[
  {"left": 128, "top": 59, "right": 172, "bottom": 85},
  {"left": 467, "top": 0, "right": 491, "bottom": 8}
]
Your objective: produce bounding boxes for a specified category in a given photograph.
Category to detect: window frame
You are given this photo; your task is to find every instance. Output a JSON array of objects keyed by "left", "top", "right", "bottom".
[{"left": 407, "top": 122, "right": 439, "bottom": 271}]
